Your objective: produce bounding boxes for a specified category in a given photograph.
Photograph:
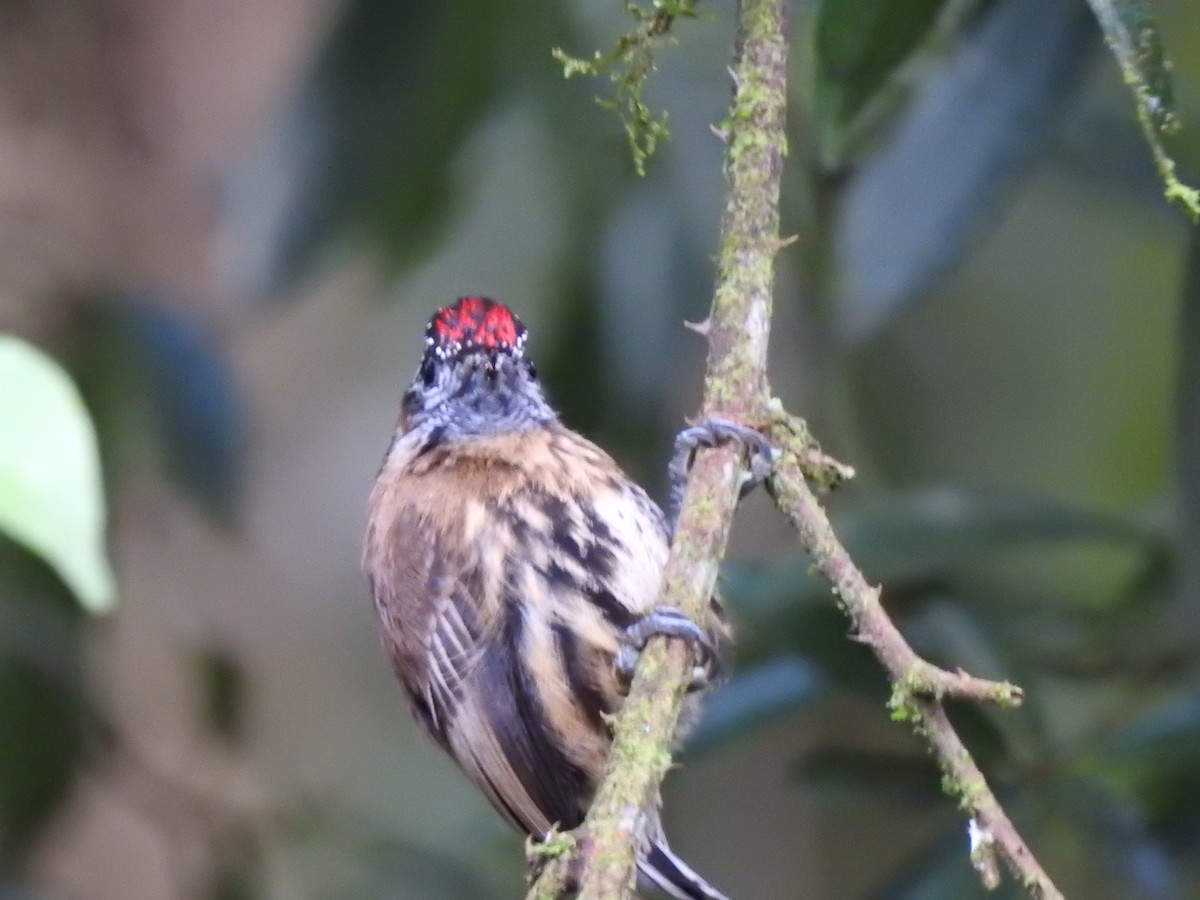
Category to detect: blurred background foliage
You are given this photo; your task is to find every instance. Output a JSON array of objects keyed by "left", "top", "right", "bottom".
[{"left": 1, "top": 0, "right": 1199, "bottom": 897}]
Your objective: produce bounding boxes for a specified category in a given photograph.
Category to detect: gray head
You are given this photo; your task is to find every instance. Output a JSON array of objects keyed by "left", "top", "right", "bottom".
[{"left": 400, "top": 297, "right": 557, "bottom": 440}]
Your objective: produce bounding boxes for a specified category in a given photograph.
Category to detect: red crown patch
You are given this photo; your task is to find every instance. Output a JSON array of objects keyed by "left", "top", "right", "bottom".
[{"left": 427, "top": 296, "right": 524, "bottom": 352}]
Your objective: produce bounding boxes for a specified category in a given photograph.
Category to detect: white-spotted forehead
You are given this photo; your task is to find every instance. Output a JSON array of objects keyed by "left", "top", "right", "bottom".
[{"left": 423, "top": 331, "right": 528, "bottom": 361}]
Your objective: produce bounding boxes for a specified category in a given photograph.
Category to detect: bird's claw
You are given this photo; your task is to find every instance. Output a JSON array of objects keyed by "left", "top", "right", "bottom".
[
  {"left": 667, "top": 417, "right": 776, "bottom": 532},
  {"left": 616, "top": 606, "right": 721, "bottom": 693}
]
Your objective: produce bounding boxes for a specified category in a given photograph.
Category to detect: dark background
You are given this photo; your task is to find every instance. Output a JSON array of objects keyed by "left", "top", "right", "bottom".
[{"left": 2, "top": 0, "right": 1200, "bottom": 898}]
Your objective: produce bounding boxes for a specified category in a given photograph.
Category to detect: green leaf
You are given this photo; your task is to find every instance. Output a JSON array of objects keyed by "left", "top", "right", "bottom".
[
  {"left": 264, "top": 0, "right": 512, "bottom": 285},
  {"left": 0, "top": 540, "right": 90, "bottom": 865},
  {"left": 835, "top": 0, "right": 1095, "bottom": 339},
  {"left": 1085, "top": 0, "right": 1200, "bottom": 217},
  {"left": 122, "top": 307, "right": 244, "bottom": 525},
  {"left": 814, "top": 0, "right": 950, "bottom": 160},
  {"left": 64, "top": 304, "right": 245, "bottom": 526},
  {"left": 722, "top": 556, "right": 886, "bottom": 691},
  {"left": 831, "top": 488, "right": 1160, "bottom": 584},
  {"left": 726, "top": 488, "right": 1160, "bottom": 623},
  {"left": 0, "top": 337, "right": 114, "bottom": 614},
  {"left": 0, "top": 562, "right": 87, "bottom": 864},
  {"left": 0, "top": 658, "right": 87, "bottom": 865},
  {"left": 725, "top": 487, "right": 1159, "bottom": 711},
  {"left": 1092, "top": 694, "right": 1200, "bottom": 772}
]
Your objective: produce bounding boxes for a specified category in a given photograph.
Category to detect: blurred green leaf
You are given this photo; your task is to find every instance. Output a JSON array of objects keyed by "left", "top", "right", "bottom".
[
  {"left": 126, "top": 306, "right": 244, "bottom": 525},
  {"left": 0, "top": 659, "right": 86, "bottom": 866},
  {"left": 1011, "top": 543, "right": 1186, "bottom": 681},
  {"left": 271, "top": 0, "right": 509, "bottom": 282},
  {"left": 835, "top": 0, "right": 1095, "bottom": 340},
  {"left": 1054, "top": 84, "right": 1184, "bottom": 205},
  {"left": 726, "top": 487, "right": 1160, "bottom": 625},
  {"left": 686, "top": 657, "right": 827, "bottom": 756},
  {"left": 814, "top": 0, "right": 949, "bottom": 161},
  {"left": 1137, "top": 766, "right": 1200, "bottom": 856},
  {"left": 874, "top": 822, "right": 1021, "bottom": 900},
  {"left": 905, "top": 601, "right": 1013, "bottom": 682},
  {"left": 0, "top": 336, "right": 114, "bottom": 614},
  {"left": 906, "top": 601, "right": 1040, "bottom": 762},
  {"left": 0, "top": 541, "right": 86, "bottom": 689},
  {"left": 832, "top": 487, "right": 1159, "bottom": 583},
  {"left": 1052, "top": 777, "right": 1180, "bottom": 898},
  {"left": 800, "top": 747, "right": 943, "bottom": 809},
  {"left": 280, "top": 799, "right": 514, "bottom": 900},
  {"left": 0, "top": 540, "right": 89, "bottom": 868},
  {"left": 724, "top": 582, "right": 888, "bottom": 696},
  {"left": 726, "top": 487, "right": 1157, "bottom": 740},
  {"left": 66, "top": 304, "right": 244, "bottom": 526},
  {"left": 877, "top": 787, "right": 1175, "bottom": 899},
  {"left": 1089, "top": 695, "right": 1200, "bottom": 804},
  {"left": 1097, "top": 693, "right": 1200, "bottom": 852},
  {"left": 303, "top": 830, "right": 507, "bottom": 900}
]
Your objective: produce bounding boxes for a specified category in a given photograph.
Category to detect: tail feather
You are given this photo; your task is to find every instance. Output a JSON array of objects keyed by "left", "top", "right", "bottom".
[{"left": 639, "top": 841, "right": 730, "bottom": 900}]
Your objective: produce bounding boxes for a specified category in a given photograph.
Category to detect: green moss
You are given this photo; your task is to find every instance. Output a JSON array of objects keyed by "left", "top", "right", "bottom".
[
  {"left": 528, "top": 829, "right": 576, "bottom": 860},
  {"left": 551, "top": 0, "right": 703, "bottom": 175},
  {"left": 887, "top": 682, "right": 922, "bottom": 724}
]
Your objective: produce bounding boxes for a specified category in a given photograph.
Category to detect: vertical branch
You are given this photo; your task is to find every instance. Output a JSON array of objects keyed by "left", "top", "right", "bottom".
[{"left": 526, "top": 0, "right": 788, "bottom": 896}]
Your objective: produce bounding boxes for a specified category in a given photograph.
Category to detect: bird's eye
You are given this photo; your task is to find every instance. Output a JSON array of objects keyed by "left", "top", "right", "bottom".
[
  {"left": 525, "top": 360, "right": 538, "bottom": 380},
  {"left": 419, "top": 358, "right": 436, "bottom": 386}
]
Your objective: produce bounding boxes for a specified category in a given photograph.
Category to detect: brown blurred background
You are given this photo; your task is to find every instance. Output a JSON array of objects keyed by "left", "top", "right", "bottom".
[{"left": 3, "top": 1, "right": 1200, "bottom": 898}]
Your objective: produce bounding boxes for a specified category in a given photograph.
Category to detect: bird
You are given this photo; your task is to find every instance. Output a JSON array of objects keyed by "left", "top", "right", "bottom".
[{"left": 364, "top": 296, "right": 750, "bottom": 899}]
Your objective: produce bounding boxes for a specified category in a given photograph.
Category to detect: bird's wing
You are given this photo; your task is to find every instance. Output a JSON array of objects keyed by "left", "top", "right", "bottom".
[
  {"left": 431, "top": 486, "right": 610, "bottom": 838},
  {"left": 369, "top": 493, "right": 594, "bottom": 837}
]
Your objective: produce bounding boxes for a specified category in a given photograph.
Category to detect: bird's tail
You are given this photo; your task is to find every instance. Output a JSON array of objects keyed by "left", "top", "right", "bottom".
[{"left": 639, "top": 840, "right": 730, "bottom": 900}]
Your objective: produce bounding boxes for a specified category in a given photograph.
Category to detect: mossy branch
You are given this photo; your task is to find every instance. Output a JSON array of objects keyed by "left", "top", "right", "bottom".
[
  {"left": 530, "top": 0, "right": 1064, "bottom": 896},
  {"left": 766, "top": 415, "right": 1060, "bottom": 897},
  {"left": 1083, "top": 0, "right": 1200, "bottom": 220},
  {"left": 527, "top": 0, "right": 784, "bottom": 896}
]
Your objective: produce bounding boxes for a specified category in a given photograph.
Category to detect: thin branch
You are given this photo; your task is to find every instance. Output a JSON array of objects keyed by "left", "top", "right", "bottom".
[
  {"left": 1082, "top": 0, "right": 1200, "bottom": 220},
  {"left": 526, "top": 0, "right": 787, "bottom": 896},
  {"left": 530, "top": 0, "right": 1065, "bottom": 896},
  {"left": 767, "top": 418, "right": 1063, "bottom": 900}
]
